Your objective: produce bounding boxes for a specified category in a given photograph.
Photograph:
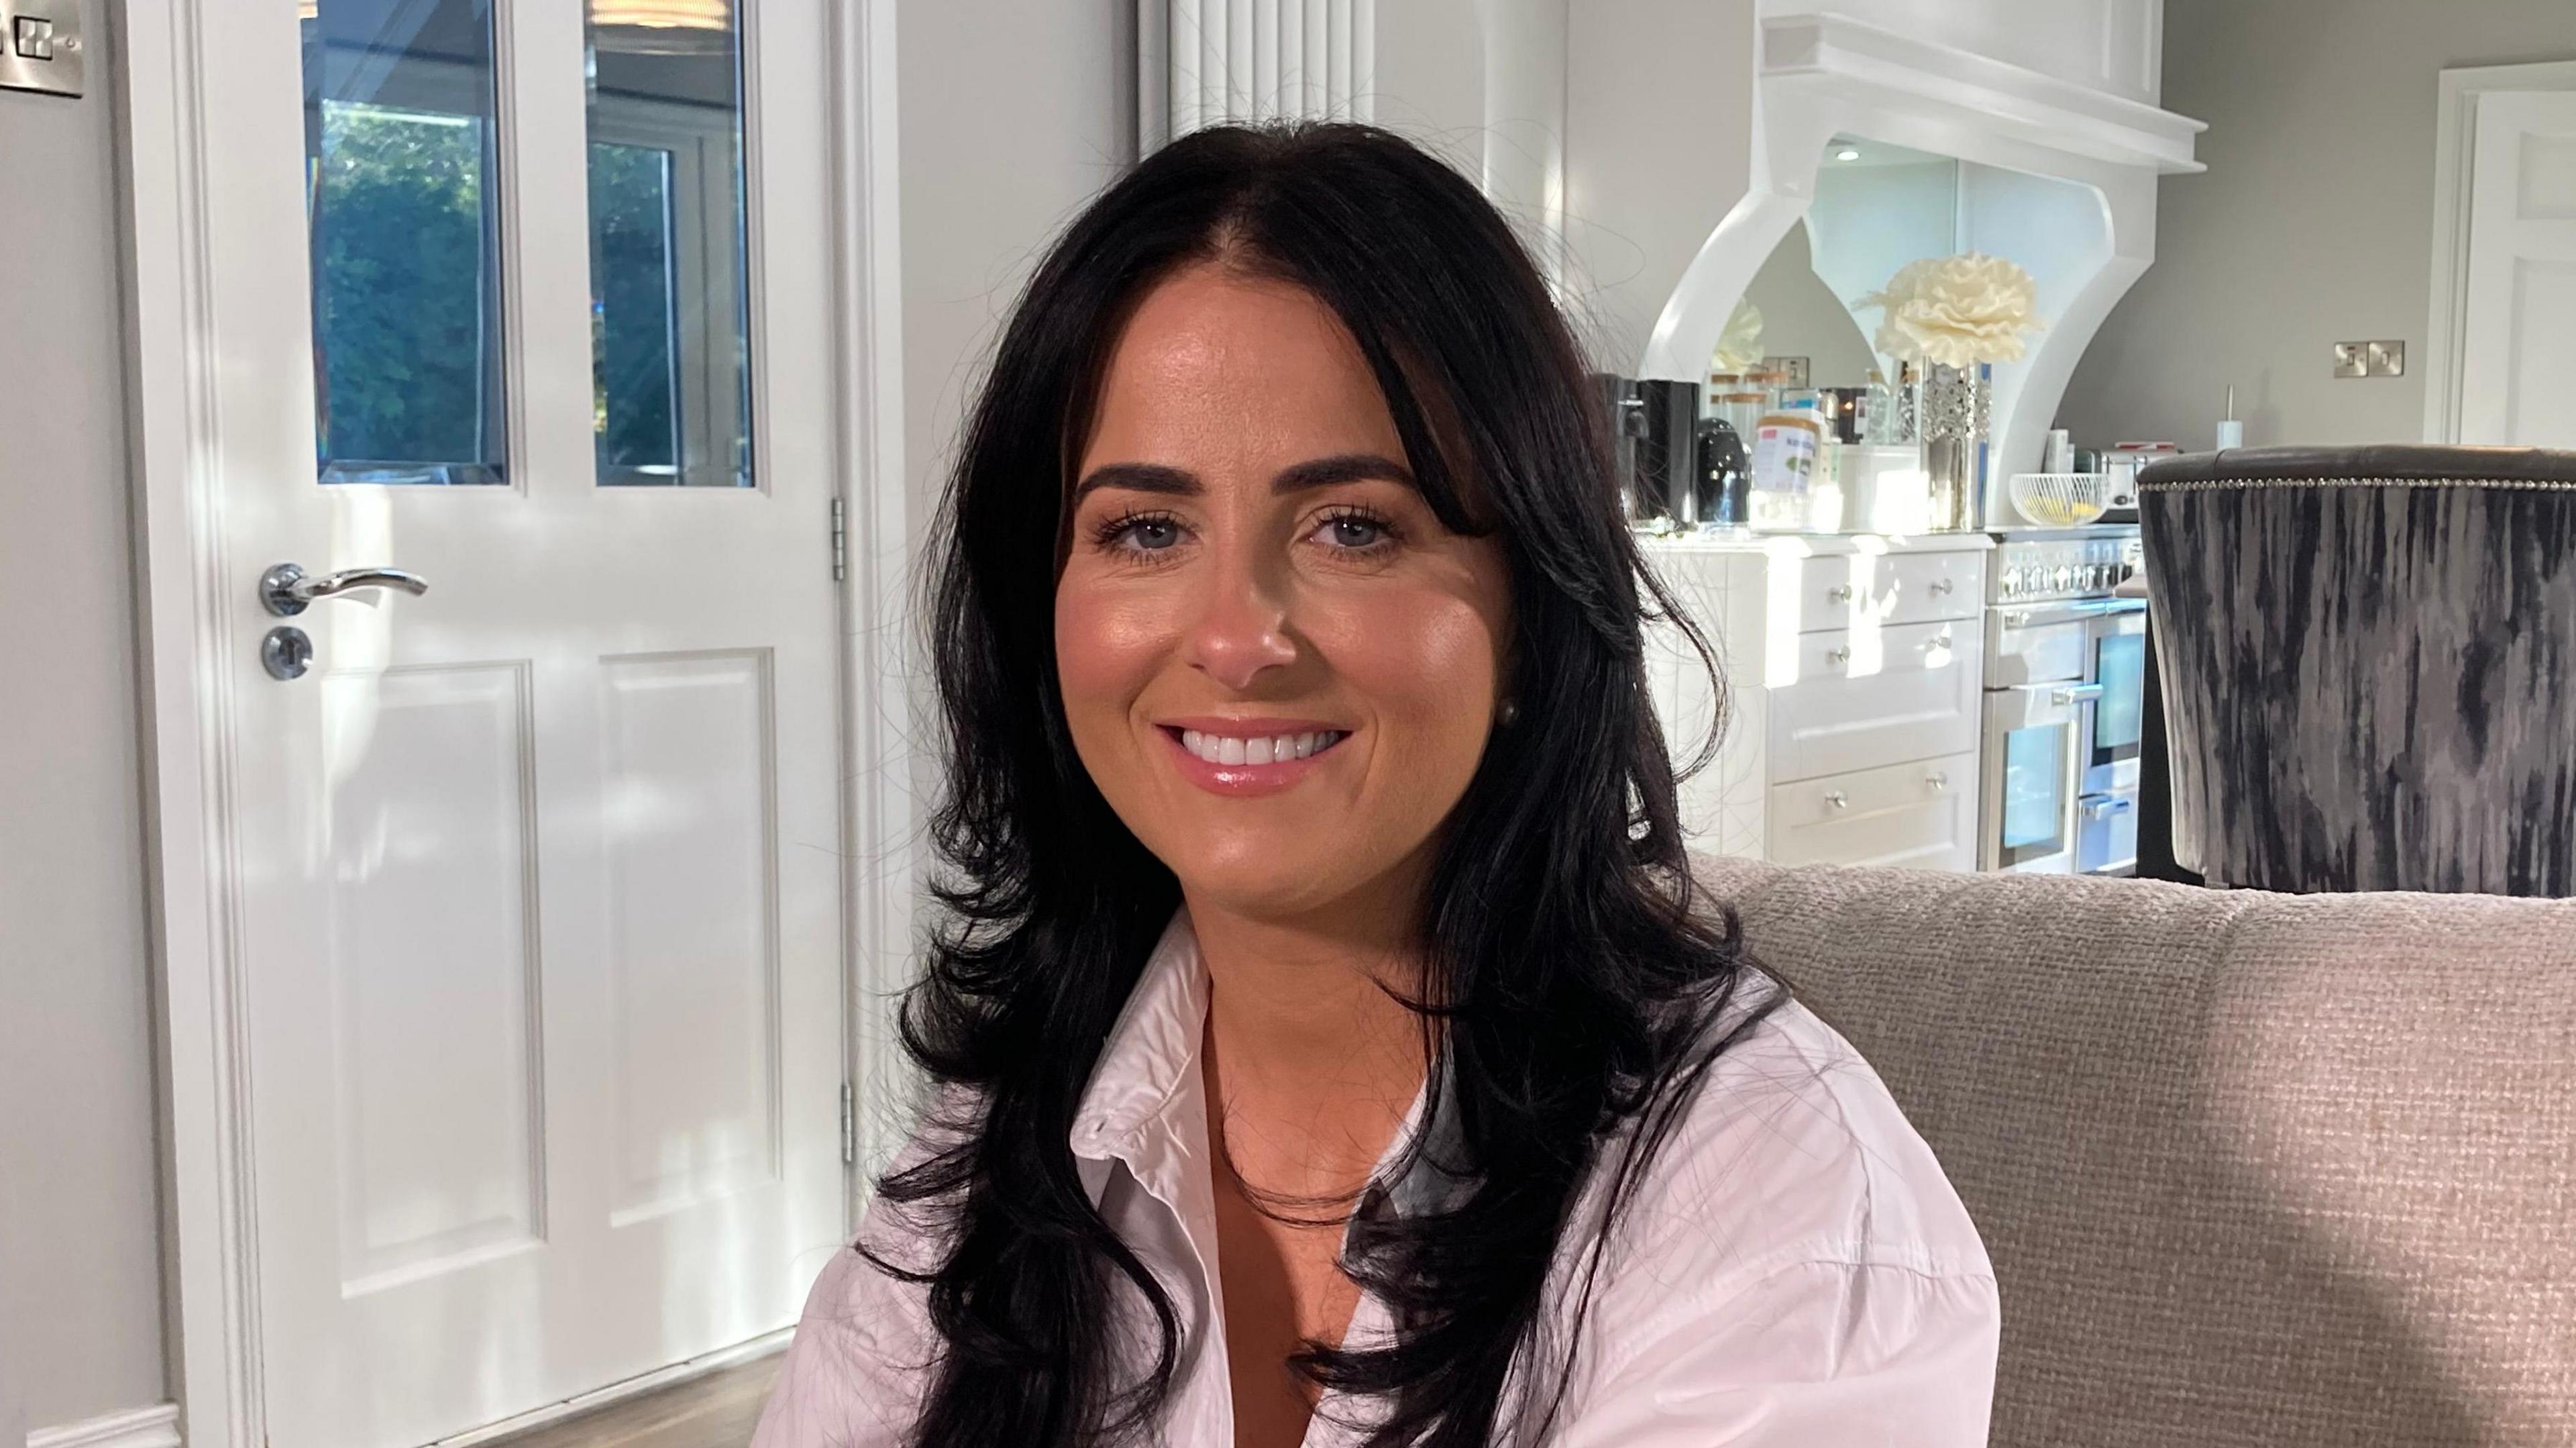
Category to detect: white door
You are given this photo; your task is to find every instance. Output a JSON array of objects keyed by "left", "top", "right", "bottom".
[
  {"left": 190, "top": 4, "right": 847, "bottom": 1445},
  {"left": 2460, "top": 90, "right": 2576, "bottom": 447}
]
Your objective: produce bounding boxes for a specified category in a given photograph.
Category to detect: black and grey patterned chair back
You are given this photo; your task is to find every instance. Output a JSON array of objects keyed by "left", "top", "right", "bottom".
[{"left": 2138, "top": 446, "right": 2576, "bottom": 894}]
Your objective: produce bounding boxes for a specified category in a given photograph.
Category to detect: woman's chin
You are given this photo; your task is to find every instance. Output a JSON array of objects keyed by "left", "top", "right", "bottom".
[{"left": 1165, "top": 846, "right": 1373, "bottom": 923}]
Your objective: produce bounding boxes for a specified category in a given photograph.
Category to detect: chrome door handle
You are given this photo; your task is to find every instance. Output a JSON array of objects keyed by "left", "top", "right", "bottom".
[
  {"left": 1826, "top": 584, "right": 1856, "bottom": 604},
  {"left": 1925, "top": 771, "right": 1949, "bottom": 792},
  {"left": 261, "top": 562, "right": 429, "bottom": 617},
  {"left": 1825, "top": 791, "right": 1850, "bottom": 810},
  {"left": 1919, "top": 631, "right": 1952, "bottom": 651},
  {"left": 2051, "top": 683, "right": 2106, "bottom": 706},
  {"left": 1929, "top": 578, "right": 1955, "bottom": 596},
  {"left": 1826, "top": 647, "right": 1851, "bottom": 667}
]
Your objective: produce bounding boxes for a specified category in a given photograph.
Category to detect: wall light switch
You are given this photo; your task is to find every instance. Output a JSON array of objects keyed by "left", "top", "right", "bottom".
[
  {"left": 2333, "top": 342, "right": 2369, "bottom": 379},
  {"left": 2366, "top": 340, "right": 2406, "bottom": 378},
  {"left": 0, "top": 2, "right": 83, "bottom": 99}
]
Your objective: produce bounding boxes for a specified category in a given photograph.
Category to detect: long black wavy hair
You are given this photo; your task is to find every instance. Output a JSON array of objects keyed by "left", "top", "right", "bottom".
[{"left": 877, "top": 121, "right": 1778, "bottom": 1447}]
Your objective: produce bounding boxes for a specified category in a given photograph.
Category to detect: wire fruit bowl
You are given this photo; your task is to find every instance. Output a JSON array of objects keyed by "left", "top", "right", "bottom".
[{"left": 2010, "top": 472, "right": 2112, "bottom": 527}]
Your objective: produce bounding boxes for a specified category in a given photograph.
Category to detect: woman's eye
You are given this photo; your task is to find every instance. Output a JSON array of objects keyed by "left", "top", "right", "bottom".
[
  {"left": 1101, "top": 514, "right": 1183, "bottom": 552},
  {"left": 1314, "top": 512, "right": 1393, "bottom": 551}
]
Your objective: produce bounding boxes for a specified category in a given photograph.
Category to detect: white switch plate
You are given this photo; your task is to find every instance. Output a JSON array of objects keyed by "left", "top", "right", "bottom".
[{"left": 0, "top": 2, "right": 83, "bottom": 99}]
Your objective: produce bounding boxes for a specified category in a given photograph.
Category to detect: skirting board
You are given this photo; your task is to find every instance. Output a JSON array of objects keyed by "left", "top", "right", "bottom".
[
  {"left": 427, "top": 1328, "right": 793, "bottom": 1448},
  {"left": 25, "top": 1404, "right": 181, "bottom": 1448}
]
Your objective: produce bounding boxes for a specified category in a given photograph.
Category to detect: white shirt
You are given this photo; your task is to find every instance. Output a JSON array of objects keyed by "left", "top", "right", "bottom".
[{"left": 753, "top": 908, "right": 2000, "bottom": 1447}]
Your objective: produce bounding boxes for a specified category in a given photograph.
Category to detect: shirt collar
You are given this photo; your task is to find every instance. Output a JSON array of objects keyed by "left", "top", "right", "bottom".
[
  {"left": 1067, "top": 907, "right": 1471, "bottom": 1220},
  {"left": 1069, "top": 906, "right": 1210, "bottom": 1163}
]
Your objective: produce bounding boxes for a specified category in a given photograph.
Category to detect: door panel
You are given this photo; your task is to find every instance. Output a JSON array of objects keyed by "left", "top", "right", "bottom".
[
  {"left": 600, "top": 650, "right": 782, "bottom": 1226},
  {"left": 2463, "top": 91, "right": 2576, "bottom": 448},
  {"left": 325, "top": 662, "right": 545, "bottom": 1294},
  {"left": 203, "top": 4, "right": 849, "bottom": 1445}
]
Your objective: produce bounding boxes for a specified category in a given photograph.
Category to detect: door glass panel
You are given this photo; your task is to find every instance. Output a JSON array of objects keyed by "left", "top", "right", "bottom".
[
  {"left": 586, "top": 2, "right": 755, "bottom": 488},
  {"left": 2093, "top": 633, "right": 2146, "bottom": 763},
  {"left": 2001, "top": 723, "right": 2067, "bottom": 863},
  {"left": 301, "top": 0, "right": 510, "bottom": 486}
]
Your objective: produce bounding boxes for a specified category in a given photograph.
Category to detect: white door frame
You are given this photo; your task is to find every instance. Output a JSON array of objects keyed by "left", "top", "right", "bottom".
[
  {"left": 2422, "top": 58, "right": 2576, "bottom": 444},
  {"left": 113, "top": 5, "right": 916, "bottom": 1447}
]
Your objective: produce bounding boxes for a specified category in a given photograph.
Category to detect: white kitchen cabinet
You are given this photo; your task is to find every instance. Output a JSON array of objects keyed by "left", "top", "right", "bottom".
[
  {"left": 1644, "top": 531, "right": 1990, "bottom": 872},
  {"left": 1770, "top": 749, "right": 1982, "bottom": 872},
  {"left": 1792, "top": 549, "right": 1983, "bottom": 634},
  {"left": 1768, "top": 619, "right": 1982, "bottom": 784}
]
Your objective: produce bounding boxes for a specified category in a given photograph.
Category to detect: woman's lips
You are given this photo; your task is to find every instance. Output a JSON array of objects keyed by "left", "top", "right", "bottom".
[{"left": 1155, "top": 720, "right": 1350, "bottom": 798}]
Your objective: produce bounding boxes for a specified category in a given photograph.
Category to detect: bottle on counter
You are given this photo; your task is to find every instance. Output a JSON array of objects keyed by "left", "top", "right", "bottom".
[{"left": 1748, "top": 391, "right": 1830, "bottom": 531}]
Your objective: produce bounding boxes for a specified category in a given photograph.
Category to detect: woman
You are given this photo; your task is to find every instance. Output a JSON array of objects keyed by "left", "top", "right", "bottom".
[{"left": 754, "top": 122, "right": 1998, "bottom": 1448}]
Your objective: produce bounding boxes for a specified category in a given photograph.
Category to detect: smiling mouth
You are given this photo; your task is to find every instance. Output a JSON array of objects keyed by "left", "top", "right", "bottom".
[{"left": 1161, "top": 726, "right": 1349, "bottom": 766}]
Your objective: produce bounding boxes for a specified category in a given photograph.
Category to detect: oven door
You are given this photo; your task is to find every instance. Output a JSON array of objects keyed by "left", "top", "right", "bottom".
[
  {"left": 2078, "top": 603, "right": 2149, "bottom": 797},
  {"left": 1980, "top": 682, "right": 2085, "bottom": 874},
  {"left": 2076, "top": 790, "right": 2139, "bottom": 874}
]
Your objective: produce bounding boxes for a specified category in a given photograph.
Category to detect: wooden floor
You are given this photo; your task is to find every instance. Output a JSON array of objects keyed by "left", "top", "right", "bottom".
[{"left": 492, "top": 1355, "right": 784, "bottom": 1448}]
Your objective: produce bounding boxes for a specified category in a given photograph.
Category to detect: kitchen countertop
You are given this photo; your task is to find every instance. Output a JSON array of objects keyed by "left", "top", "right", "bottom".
[{"left": 1634, "top": 526, "right": 1997, "bottom": 556}]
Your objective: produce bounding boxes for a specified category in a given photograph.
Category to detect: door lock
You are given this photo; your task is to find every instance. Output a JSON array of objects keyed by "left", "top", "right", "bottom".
[{"left": 262, "top": 627, "right": 314, "bottom": 681}]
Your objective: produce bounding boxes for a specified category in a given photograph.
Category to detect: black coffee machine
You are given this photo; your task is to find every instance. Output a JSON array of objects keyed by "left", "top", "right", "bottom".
[
  {"left": 1591, "top": 374, "right": 1701, "bottom": 523},
  {"left": 1593, "top": 373, "right": 1744, "bottom": 527}
]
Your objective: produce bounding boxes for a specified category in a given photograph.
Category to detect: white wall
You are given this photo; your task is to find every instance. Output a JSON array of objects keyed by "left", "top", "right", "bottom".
[
  {"left": 1562, "top": 0, "right": 1760, "bottom": 372},
  {"left": 2057, "top": 0, "right": 2575, "bottom": 451},
  {"left": 895, "top": 0, "right": 1135, "bottom": 552},
  {"left": 1741, "top": 222, "right": 1877, "bottom": 388},
  {"left": 0, "top": 1, "right": 171, "bottom": 1435}
]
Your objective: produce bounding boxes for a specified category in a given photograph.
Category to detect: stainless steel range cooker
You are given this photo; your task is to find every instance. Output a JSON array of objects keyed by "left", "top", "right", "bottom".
[{"left": 1979, "top": 526, "right": 2148, "bottom": 875}]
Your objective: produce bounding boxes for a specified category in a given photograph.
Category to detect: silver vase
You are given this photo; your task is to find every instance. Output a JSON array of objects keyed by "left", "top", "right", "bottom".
[{"left": 1911, "top": 363, "right": 1991, "bottom": 532}]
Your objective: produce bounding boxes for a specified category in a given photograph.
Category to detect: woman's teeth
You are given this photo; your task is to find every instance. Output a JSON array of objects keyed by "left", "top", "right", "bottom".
[{"left": 1177, "top": 729, "right": 1344, "bottom": 766}]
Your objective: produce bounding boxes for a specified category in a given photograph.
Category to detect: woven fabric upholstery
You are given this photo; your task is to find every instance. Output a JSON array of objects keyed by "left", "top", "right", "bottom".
[{"left": 1693, "top": 856, "right": 2576, "bottom": 1448}]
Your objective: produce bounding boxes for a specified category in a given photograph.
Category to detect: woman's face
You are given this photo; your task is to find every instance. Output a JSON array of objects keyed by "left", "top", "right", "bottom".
[{"left": 1056, "top": 264, "right": 1513, "bottom": 923}]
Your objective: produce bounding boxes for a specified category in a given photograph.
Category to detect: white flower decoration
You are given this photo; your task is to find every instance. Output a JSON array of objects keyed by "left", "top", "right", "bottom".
[
  {"left": 1711, "top": 299, "right": 1766, "bottom": 374},
  {"left": 1858, "top": 254, "right": 2044, "bottom": 368}
]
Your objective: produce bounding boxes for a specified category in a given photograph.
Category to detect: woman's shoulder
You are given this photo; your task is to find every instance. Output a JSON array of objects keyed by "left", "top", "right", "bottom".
[{"left": 1593, "top": 970, "right": 1994, "bottom": 1297}]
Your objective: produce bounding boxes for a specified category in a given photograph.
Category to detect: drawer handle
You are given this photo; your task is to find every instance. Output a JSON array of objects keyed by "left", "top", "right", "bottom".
[
  {"left": 1929, "top": 578, "right": 1955, "bottom": 597},
  {"left": 1919, "top": 632, "right": 1952, "bottom": 651},
  {"left": 1826, "top": 647, "right": 1851, "bottom": 667},
  {"left": 1825, "top": 791, "right": 1850, "bottom": 810},
  {"left": 1827, "top": 584, "right": 1856, "bottom": 604},
  {"left": 1926, "top": 771, "right": 1949, "bottom": 792}
]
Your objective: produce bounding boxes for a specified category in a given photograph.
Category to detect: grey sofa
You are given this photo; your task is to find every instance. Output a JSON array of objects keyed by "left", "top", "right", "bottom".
[{"left": 1699, "top": 857, "right": 2576, "bottom": 1447}]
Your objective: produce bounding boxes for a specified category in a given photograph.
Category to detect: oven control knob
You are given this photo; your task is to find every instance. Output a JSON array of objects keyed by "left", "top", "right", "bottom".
[{"left": 2054, "top": 564, "right": 2074, "bottom": 592}]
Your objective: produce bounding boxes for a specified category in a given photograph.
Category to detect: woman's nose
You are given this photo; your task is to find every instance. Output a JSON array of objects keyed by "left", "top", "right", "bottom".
[{"left": 1180, "top": 549, "right": 1297, "bottom": 692}]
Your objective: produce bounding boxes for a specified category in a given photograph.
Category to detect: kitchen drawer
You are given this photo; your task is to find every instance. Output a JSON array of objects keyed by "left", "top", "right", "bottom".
[
  {"left": 1769, "top": 749, "right": 1980, "bottom": 871},
  {"left": 1768, "top": 619, "right": 1982, "bottom": 782},
  {"left": 1794, "top": 548, "right": 1984, "bottom": 633}
]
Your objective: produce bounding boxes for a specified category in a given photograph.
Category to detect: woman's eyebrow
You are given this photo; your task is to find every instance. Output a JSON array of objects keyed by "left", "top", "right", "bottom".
[
  {"left": 1072, "top": 453, "right": 1416, "bottom": 503},
  {"left": 1271, "top": 453, "right": 1415, "bottom": 493},
  {"left": 1071, "top": 462, "right": 1197, "bottom": 502}
]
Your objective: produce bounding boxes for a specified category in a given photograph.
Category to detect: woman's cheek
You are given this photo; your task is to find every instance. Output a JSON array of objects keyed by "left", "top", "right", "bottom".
[{"left": 1053, "top": 582, "right": 1163, "bottom": 761}]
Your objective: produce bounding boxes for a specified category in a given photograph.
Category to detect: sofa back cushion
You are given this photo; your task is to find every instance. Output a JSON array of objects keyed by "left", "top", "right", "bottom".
[{"left": 1695, "top": 858, "right": 2576, "bottom": 1447}]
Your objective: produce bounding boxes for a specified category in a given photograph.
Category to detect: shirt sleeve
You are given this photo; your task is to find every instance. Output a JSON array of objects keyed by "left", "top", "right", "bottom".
[
  {"left": 751, "top": 1094, "right": 973, "bottom": 1448},
  {"left": 1551, "top": 1257, "right": 2002, "bottom": 1447},
  {"left": 747, "top": 1247, "right": 938, "bottom": 1448}
]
